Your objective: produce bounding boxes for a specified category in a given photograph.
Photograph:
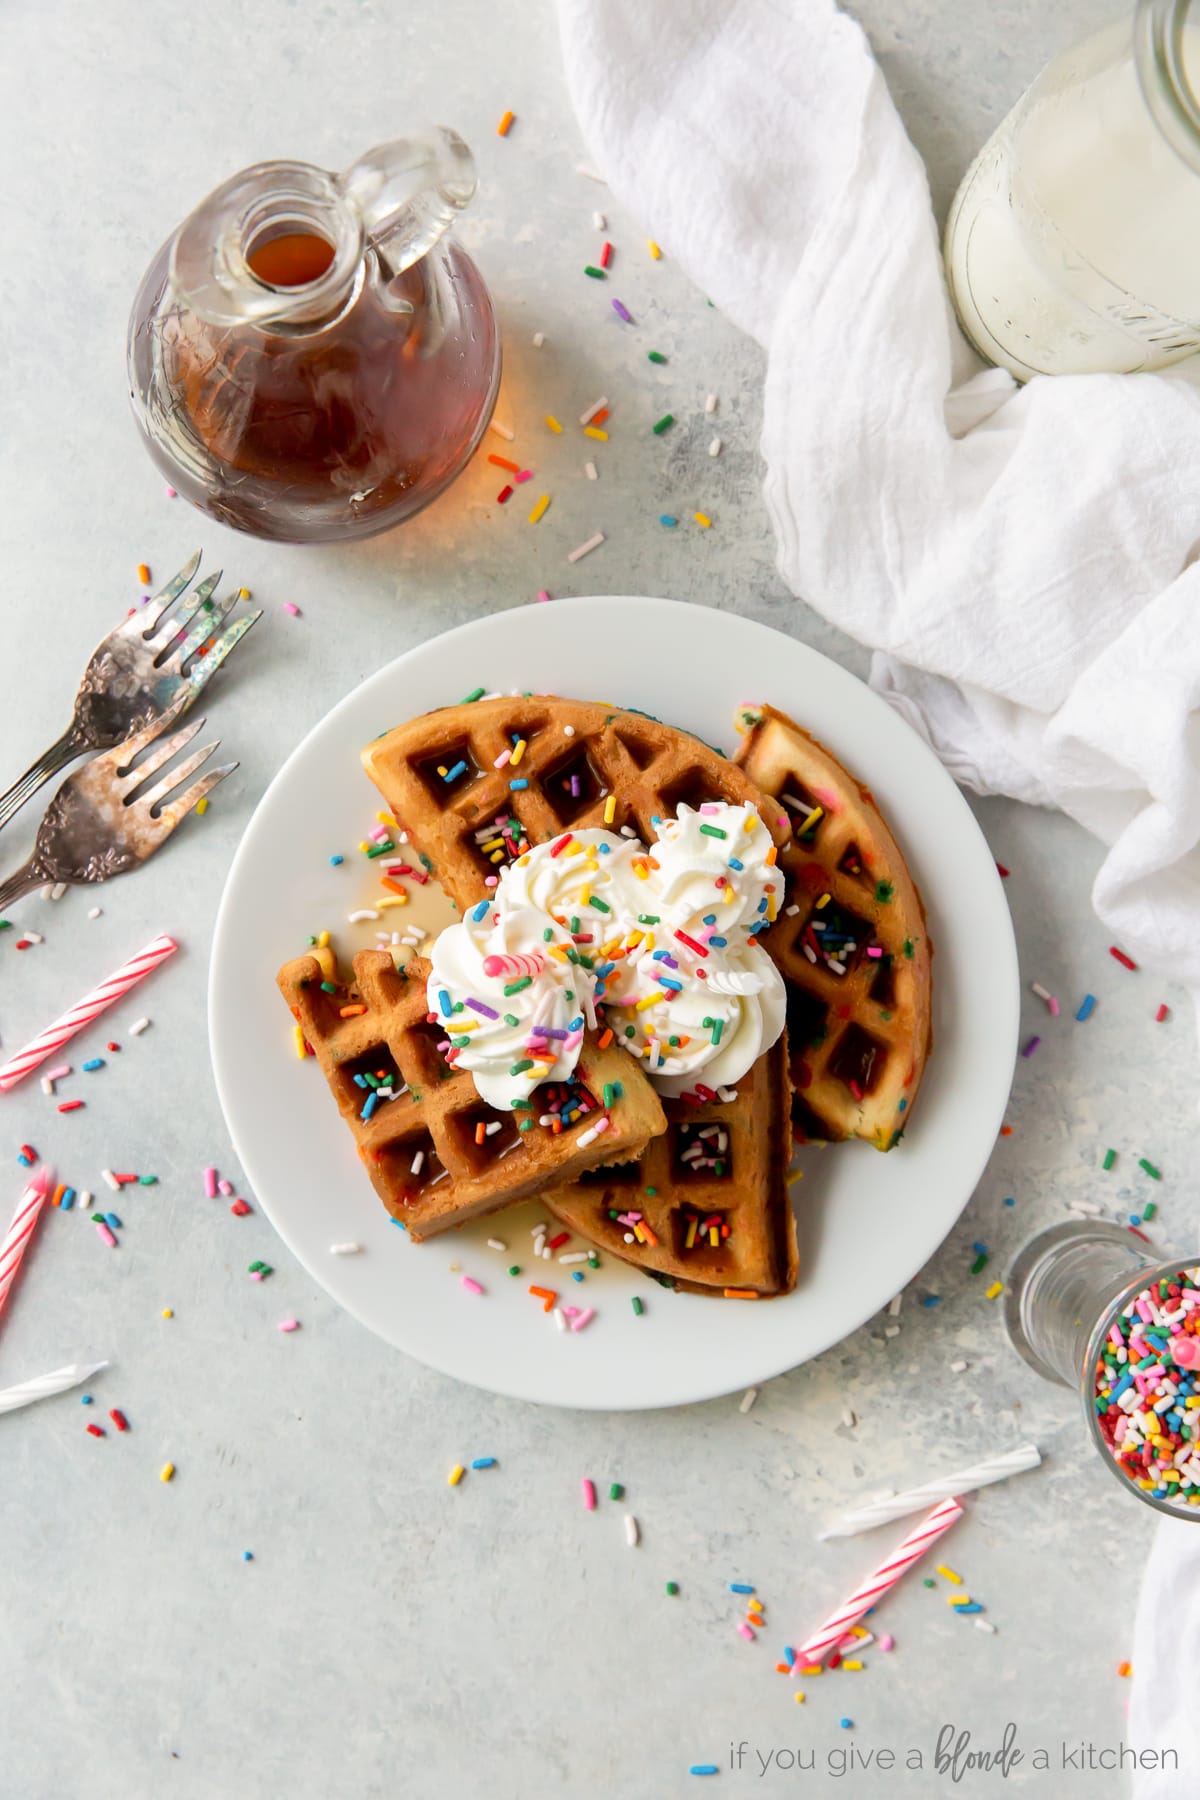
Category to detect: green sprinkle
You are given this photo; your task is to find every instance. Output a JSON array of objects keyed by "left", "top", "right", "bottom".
[
  {"left": 510, "top": 1059, "right": 534, "bottom": 1075},
  {"left": 419, "top": 854, "right": 435, "bottom": 873},
  {"left": 461, "top": 686, "right": 486, "bottom": 703},
  {"left": 609, "top": 1483, "right": 624, "bottom": 1501},
  {"left": 923, "top": 1578, "right": 935, "bottom": 1589},
  {"left": 91, "top": 1213, "right": 106, "bottom": 1224},
  {"left": 699, "top": 823, "right": 727, "bottom": 839},
  {"left": 504, "top": 977, "right": 533, "bottom": 995},
  {"left": 588, "top": 1253, "right": 600, "bottom": 1268},
  {"left": 320, "top": 981, "right": 337, "bottom": 993},
  {"left": 603, "top": 1084, "right": 615, "bottom": 1107},
  {"left": 589, "top": 896, "right": 611, "bottom": 913},
  {"left": 637, "top": 914, "right": 660, "bottom": 925},
  {"left": 366, "top": 841, "right": 395, "bottom": 858},
  {"left": 138, "top": 1176, "right": 157, "bottom": 1187},
  {"left": 645, "top": 1186, "right": 657, "bottom": 1198},
  {"left": 518, "top": 1119, "right": 534, "bottom": 1131},
  {"left": 1103, "top": 1148, "right": 1117, "bottom": 1171},
  {"left": 668, "top": 1035, "right": 680, "bottom": 1048},
  {"left": 632, "top": 1297, "right": 645, "bottom": 1316},
  {"left": 903, "top": 939, "right": 914, "bottom": 959},
  {"left": 511, "top": 1100, "right": 534, "bottom": 1110},
  {"left": 307, "top": 935, "right": 317, "bottom": 946},
  {"left": 1144, "top": 1201, "right": 1158, "bottom": 1221},
  {"left": 1139, "top": 1158, "right": 1161, "bottom": 1180},
  {"left": 710, "top": 1019, "right": 723, "bottom": 1047},
  {"left": 970, "top": 1252, "right": 988, "bottom": 1275},
  {"left": 647, "top": 350, "right": 668, "bottom": 364},
  {"left": 508, "top": 1265, "right": 521, "bottom": 1277},
  {"left": 624, "top": 1025, "right": 636, "bottom": 1038},
  {"left": 451, "top": 1036, "right": 472, "bottom": 1048},
  {"left": 875, "top": 881, "right": 894, "bottom": 903},
  {"left": 504, "top": 1014, "right": 520, "bottom": 1027},
  {"left": 652, "top": 413, "right": 675, "bottom": 435},
  {"left": 665, "top": 1579, "right": 678, "bottom": 1594},
  {"left": 0, "top": 921, "right": 11, "bottom": 932},
  {"left": 543, "top": 928, "right": 554, "bottom": 942},
  {"left": 584, "top": 264, "right": 606, "bottom": 279}
]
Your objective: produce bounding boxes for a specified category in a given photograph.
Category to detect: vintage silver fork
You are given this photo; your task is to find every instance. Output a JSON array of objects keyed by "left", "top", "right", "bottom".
[
  {"left": 0, "top": 698, "right": 237, "bottom": 910},
  {"left": 0, "top": 551, "right": 260, "bottom": 833}
]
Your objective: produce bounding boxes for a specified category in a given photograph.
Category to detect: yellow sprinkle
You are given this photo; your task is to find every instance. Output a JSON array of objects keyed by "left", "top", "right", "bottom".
[
  {"left": 237, "top": 587, "right": 251, "bottom": 601},
  {"left": 195, "top": 797, "right": 209, "bottom": 816},
  {"left": 603, "top": 795, "right": 616, "bottom": 824},
  {"left": 948, "top": 1595, "right": 973, "bottom": 1608},
  {"left": 848, "top": 1627, "right": 868, "bottom": 1638},
  {"left": 545, "top": 415, "right": 563, "bottom": 434},
  {"left": 816, "top": 893, "right": 831, "bottom": 909},
  {"left": 160, "top": 1463, "right": 175, "bottom": 1483},
  {"left": 801, "top": 1665, "right": 823, "bottom": 1676},
  {"left": 377, "top": 895, "right": 408, "bottom": 909},
  {"left": 528, "top": 494, "right": 551, "bottom": 524},
  {"left": 842, "top": 1660, "right": 864, "bottom": 1671},
  {"left": 634, "top": 863, "right": 649, "bottom": 880},
  {"left": 510, "top": 738, "right": 527, "bottom": 767},
  {"left": 799, "top": 805, "right": 823, "bottom": 834},
  {"left": 583, "top": 427, "right": 609, "bottom": 441},
  {"left": 480, "top": 837, "right": 506, "bottom": 852},
  {"left": 293, "top": 1024, "right": 307, "bottom": 1060},
  {"left": 694, "top": 512, "right": 712, "bottom": 528},
  {"left": 489, "top": 850, "right": 505, "bottom": 863},
  {"left": 636, "top": 990, "right": 667, "bottom": 1012},
  {"left": 767, "top": 894, "right": 777, "bottom": 922},
  {"left": 936, "top": 1564, "right": 962, "bottom": 1584},
  {"left": 985, "top": 1281, "right": 1004, "bottom": 1299},
  {"left": 626, "top": 931, "right": 644, "bottom": 949},
  {"left": 448, "top": 1464, "right": 465, "bottom": 1486},
  {"left": 317, "top": 930, "right": 330, "bottom": 948},
  {"left": 161, "top": 1308, "right": 173, "bottom": 1319},
  {"left": 648, "top": 239, "right": 662, "bottom": 260},
  {"left": 358, "top": 840, "right": 370, "bottom": 853},
  {"left": 794, "top": 1692, "right": 805, "bottom": 1704},
  {"left": 565, "top": 842, "right": 585, "bottom": 857},
  {"left": 743, "top": 814, "right": 758, "bottom": 833}
]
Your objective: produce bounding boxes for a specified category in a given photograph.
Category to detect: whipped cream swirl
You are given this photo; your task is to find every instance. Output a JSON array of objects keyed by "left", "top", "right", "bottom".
[{"left": 426, "top": 803, "right": 786, "bottom": 1107}]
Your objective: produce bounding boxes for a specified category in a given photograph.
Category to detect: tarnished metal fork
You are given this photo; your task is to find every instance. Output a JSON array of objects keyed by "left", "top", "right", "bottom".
[
  {"left": 0, "top": 551, "right": 260, "bottom": 833},
  {"left": 0, "top": 697, "right": 237, "bottom": 910}
]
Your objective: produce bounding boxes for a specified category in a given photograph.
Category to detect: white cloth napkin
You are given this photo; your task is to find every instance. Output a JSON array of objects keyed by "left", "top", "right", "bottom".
[{"left": 556, "top": 0, "right": 1200, "bottom": 1784}]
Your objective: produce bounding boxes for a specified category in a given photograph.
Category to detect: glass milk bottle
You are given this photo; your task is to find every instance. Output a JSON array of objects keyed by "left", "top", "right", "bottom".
[{"left": 945, "top": 0, "right": 1200, "bottom": 379}]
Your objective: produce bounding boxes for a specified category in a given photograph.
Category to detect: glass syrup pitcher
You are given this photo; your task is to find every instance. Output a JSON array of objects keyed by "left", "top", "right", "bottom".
[{"left": 127, "top": 130, "right": 500, "bottom": 543}]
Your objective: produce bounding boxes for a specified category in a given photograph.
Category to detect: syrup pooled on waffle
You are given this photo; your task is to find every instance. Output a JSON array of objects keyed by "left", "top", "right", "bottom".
[
  {"left": 277, "top": 948, "right": 666, "bottom": 1240},
  {"left": 546, "top": 1035, "right": 797, "bottom": 1297},
  {"left": 360, "top": 694, "right": 792, "bottom": 908},
  {"left": 735, "top": 703, "right": 932, "bottom": 1150}
]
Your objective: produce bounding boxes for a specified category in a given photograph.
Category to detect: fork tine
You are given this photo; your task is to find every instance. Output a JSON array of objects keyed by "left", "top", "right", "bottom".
[
  {"left": 116, "top": 715, "right": 208, "bottom": 794},
  {"left": 185, "top": 609, "right": 263, "bottom": 694},
  {"left": 146, "top": 569, "right": 224, "bottom": 650},
  {"left": 133, "top": 739, "right": 223, "bottom": 816},
  {"left": 128, "top": 760, "right": 239, "bottom": 855},
  {"left": 160, "top": 591, "right": 238, "bottom": 673},
  {"left": 136, "top": 551, "right": 202, "bottom": 632},
  {"left": 76, "top": 688, "right": 192, "bottom": 781}
]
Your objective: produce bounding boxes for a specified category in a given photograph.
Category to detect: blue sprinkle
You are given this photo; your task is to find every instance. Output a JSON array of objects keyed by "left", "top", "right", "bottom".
[
  {"left": 471, "top": 1457, "right": 497, "bottom": 1469},
  {"left": 329, "top": 854, "right": 344, "bottom": 866},
  {"left": 569, "top": 1016, "right": 584, "bottom": 1032},
  {"left": 81, "top": 1395, "right": 92, "bottom": 1405},
  {"left": 353, "top": 1074, "right": 369, "bottom": 1088},
  {"left": 361, "top": 1092, "right": 381, "bottom": 1123},
  {"left": 957, "top": 1603, "right": 984, "bottom": 1615},
  {"left": 709, "top": 936, "right": 727, "bottom": 948},
  {"left": 756, "top": 896, "right": 768, "bottom": 912},
  {"left": 922, "top": 1294, "right": 941, "bottom": 1308},
  {"left": 510, "top": 778, "right": 529, "bottom": 791},
  {"left": 659, "top": 976, "right": 683, "bottom": 992},
  {"left": 689, "top": 1769, "right": 718, "bottom": 1779},
  {"left": 729, "top": 1582, "right": 754, "bottom": 1594},
  {"left": 1076, "top": 993, "right": 1096, "bottom": 1022},
  {"left": 443, "top": 759, "right": 468, "bottom": 783},
  {"left": 438, "top": 989, "right": 452, "bottom": 1018},
  {"left": 595, "top": 962, "right": 615, "bottom": 978},
  {"left": 728, "top": 857, "right": 744, "bottom": 871},
  {"left": 660, "top": 515, "right": 678, "bottom": 527},
  {"left": 572, "top": 1270, "right": 584, "bottom": 1282},
  {"left": 1004, "top": 1196, "right": 1015, "bottom": 1206},
  {"left": 104, "top": 1213, "right": 121, "bottom": 1231},
  {"left": 243, "top": 1551, "right": 254, "bottom": 1561},
  {"left": 702, "top": 915, "right": 717, "bottom": 926},
  {"left": 597, "top": 843, "right": 610, "bottom": 855},
  {"left": 61, "top": 1188, "right": 75, "bottom": 1210},
  {"left": 391, "top": 1218, "right": 408, "bottom": 1231},
  {"left": 1130, "top": 1214, "right": 1141, "bottom": 1227},
  {"left": 972, "top": 1241, "right": 988, "bottom": 1255},
  {"left": 471, "top": 900, "right": 490, "bottom": 922},
  {"left": 82, "top": 1058, "right": 105, "bottom": 1072},
  {"left": 840, "top": 1719, "right": 853, "bottom": 1730},
  {"left": 897, "top": 1097, "right": 907, "bottom": 1112}
]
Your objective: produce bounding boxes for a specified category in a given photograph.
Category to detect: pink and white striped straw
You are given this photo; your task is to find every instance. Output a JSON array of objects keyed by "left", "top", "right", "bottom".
[
  {"left": 0, "top": 1167, "right": 52, "bottom": 1328},
  {"left": 0, "top": 934, "right": 178, "bottom": 1091},
  {"left": 797, "top": 1495, "right": 964, "bottom": 1663}
]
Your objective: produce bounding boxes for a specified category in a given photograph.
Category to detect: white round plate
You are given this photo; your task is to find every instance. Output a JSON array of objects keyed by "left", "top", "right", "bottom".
[{"left": 210, "top": 598, "right": 1018, "bottom": 1410}]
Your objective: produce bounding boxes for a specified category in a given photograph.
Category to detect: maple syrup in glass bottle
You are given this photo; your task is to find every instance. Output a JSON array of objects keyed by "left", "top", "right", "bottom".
[{"left": 128, "top": 130, "right": 500, "bottom": 543}]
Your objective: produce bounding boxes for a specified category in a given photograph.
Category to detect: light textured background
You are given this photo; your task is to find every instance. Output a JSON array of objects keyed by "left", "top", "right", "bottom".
[{"left": 0, "top": 2, "right": 1183, "bottom": 1796}]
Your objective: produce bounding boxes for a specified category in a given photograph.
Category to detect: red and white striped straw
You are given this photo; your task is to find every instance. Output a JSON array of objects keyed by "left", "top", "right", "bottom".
[
  {"left": 797, "top": 1495, "right": 964, "bottom": 1663},
  {"left": 0, "top": 1167, "right": 52, "bottom": 1328},
  {"left": 0, "top": 934, "right": 178, "bottom": 1091}
]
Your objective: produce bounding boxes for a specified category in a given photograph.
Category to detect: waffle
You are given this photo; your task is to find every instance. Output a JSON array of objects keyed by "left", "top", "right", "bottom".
[
  {"left": 545, "top": 1035, "right": 797, "bottom": 1297},
  {"left": 734, "top": 703, "right": 932, "bottom": 1150},
  {"left": 277, "top": 948, "right": 666, "bottom": 1240},
  {"left": 361, "top": 695, "right": 792, "bottom": 910}
]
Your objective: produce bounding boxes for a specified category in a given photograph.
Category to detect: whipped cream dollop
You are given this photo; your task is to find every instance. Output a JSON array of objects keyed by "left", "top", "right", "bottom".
[{"left": 426, "top": 803, "right": 786, "bottom": 1107}]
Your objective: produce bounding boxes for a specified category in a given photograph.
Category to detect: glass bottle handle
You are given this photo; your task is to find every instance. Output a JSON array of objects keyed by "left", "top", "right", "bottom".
[{"left": 338, "top": 129, "right": 477, "bottom": 276}]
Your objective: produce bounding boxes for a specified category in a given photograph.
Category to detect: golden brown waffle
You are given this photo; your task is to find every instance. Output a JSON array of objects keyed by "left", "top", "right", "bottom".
[
  {"left": 277, "top": 949, "right": 666, "bottom": 1241},
  {"left": 545, "top": 1036, "right": 797, "bottom": 1297},
  {"left": 734, "top": 703, "right": 932, "bottom": 1150},
  {"left": 361, "top": 695, "right": 792, "bottom": 910}
]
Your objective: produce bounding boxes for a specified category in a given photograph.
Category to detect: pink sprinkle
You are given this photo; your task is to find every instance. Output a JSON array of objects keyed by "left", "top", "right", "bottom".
[
  {"left": 494, "top": 748, "right": 512, "bottom": 769},
  {"left": 699, "top": 804, "right": 720, "bottom": 815},
  {"left": 95, "top": 1223, "right": 117, "bottom": 1248},
  {"left": 582, "top": 1478, "right": 597, "bottom": 1511},
  {"left": 738, "top": 1622, "right": 756, "bottom": 1642},
  {"left": 165, "top": 486, "right": 177, "bottom": 497},
  {"left": 203, "top": 1166, "right": 217, "bottom": 1198},
  {"left": 515, "top": 469, "right": 534, "bottom": 484},
  {"left": 283, "top": 602, "right": 300, "bottom": 616},
  {"left": 536, "top": 589, "right": 551, "bottom": 603},
  {"left": 485, "top": 876, "right": 499, "bottom": 888},
  {"left": 1048, "top": 996, "right": 1060, "bottom": 1016},
  {"left": 250, "top": 1271, "right": 263, "bottom": 1282},
  {"left": 461, "top": 1275, "right": 484, "bottom": 1295},
  {"left": 277, "top": 1318, "right": 300, "bottom": 1333},
  {"left": 592, "top": 1116, "right": 611, "bottom": 1138},
  {"left": 45, "top": 1064, "right": 72, "bottom": 1081},
  {"left": 570, "top": 1307, "right": 595, "bottom": 1331},
  {"left": 368, "top": 823, "right": 389, "bottom": 842},
  {"left": 218, "top": 1179, "right": 234, "bottom": 1196},
  {"left": 878, "top": 1634, "right": 895, "bottom": 1653}
]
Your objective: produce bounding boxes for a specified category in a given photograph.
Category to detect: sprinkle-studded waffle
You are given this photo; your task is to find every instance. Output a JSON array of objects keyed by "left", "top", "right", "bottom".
[
  {"left": 545, "top": 1034, "right": 797, "bottom": 1297},
  {"left": 734, "top": 703, "right": 932, "bottom": 1150},
  {"left": 277, "top": 949, "right": 666, "bottom": 1240},
  {"left": 361, "top": 695, "right": 792, "bottom": 910}
]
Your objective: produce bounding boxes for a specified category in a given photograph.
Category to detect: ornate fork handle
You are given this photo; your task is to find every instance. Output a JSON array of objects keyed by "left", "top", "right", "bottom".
[
  {"left": 0, "top": 857, "right": 47, "bottom": 912},
  {"left": 0, "top": 728, "right": 80, "bottom": 835}
]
